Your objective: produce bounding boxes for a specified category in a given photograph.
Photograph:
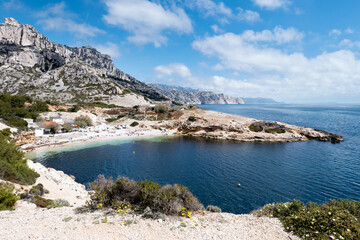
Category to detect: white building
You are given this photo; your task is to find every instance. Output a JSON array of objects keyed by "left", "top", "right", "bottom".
[
  {"left": 52, "top": 118, "right": 64, "bottom": 125},
  {"left": 35, "top": 128, "right": 44, "bottom": 137}
]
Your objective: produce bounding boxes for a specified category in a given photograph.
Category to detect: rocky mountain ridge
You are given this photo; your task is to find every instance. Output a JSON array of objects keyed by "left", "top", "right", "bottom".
[
  {"left": 152, "top": 84, "right": 245, "bottom": 105},
  {"left": 0, "top": 17, "right": 167, "bottom": 106}
]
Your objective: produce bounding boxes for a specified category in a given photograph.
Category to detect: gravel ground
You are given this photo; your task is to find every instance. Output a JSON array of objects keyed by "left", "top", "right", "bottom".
[{"left": 0, "top": 202, "right": 299, "bottom": 240}]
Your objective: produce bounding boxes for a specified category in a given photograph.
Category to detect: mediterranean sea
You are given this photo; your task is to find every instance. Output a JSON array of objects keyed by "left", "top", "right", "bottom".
[{"left": 30, "top": 104, "right": 360, "bottom": 214}]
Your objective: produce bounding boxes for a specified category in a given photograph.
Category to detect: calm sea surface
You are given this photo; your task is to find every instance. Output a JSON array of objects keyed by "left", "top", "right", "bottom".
[{"left": 30, "top": 104, "right": 360, "bottom": 214}]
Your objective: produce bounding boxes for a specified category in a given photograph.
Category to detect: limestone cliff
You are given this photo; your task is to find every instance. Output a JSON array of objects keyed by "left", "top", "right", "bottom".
[
  {"left": 152, "top": 84, "right": 245, "bottom": 105},
  {"left": 0, "top": 18, "right": 167, "bottom": 105}
]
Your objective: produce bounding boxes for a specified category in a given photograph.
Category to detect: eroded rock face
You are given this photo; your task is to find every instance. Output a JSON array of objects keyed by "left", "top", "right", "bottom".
[
  {"left": 0, "top": 17, "right": 167, "bottom": 104},
  {"left": 152, "top": 84, "right": 245, "bottom": 105}
]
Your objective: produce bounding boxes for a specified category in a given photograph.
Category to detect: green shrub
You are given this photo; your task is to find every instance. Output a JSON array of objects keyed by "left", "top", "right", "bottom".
[
  {"left": 265, "top": 128, "right": 286, "bottom": 134},
  {"left": 253, "top": 199, "right": 360, "bottom": 240},
  {"left": 74, "top": 115, "right": 93, "bottom": 127},
  {"left": 0, "top": 183, "right": 18, "bottom": 210},
  {"left": 138, "top": 180, "right": 162, "bottom": 207},
  {"left": 249, "top": 123, "right": 263, "bottom": 132},
  {"left": 89, "top": 175, "right": 114, "bottom": 207},
  {"left": 206, "top": 205, "right": 222, "bottom": 213},
  {"left": 188, "top": 116, "right": 196, "bottom": 122},
  {"left": 112, "top": 177, "right": 141, "bottom": 204},
  {"left": 33, "top": 196, "right": 53, "bottom": 208},
  {"left": 28, "top": 101, "right": 49, "bottom": 112},
  {"left": 29, "top": 183, "right": 46, "bottom": 196},
  {"left": 130, "top": 121, "right": 139, "bottom": 127},
  {"left": 62, "top": 123, "right": 73, "bottom": 132},
  {"left": 68, "top": 105, "right": 81, "bottom": 112},
  {"left": 154, "top": 105, "right": 166, "bottom": 114},
  {"left": 142, "top": 206, "right": 166, "bottom": 220},
  {"left": 0, "top": 134, "right": 39, "bottom": 185},
  {"left": 122, "top": 89, "right": 131, "bottom": 95},
  {"left": 106, "top": 118, "right": 118, "bottom": 123},
  {"left": 0, "top": 94, "right": 48, "bottom": 129},
  {"left": 45, "top": 122, "right": 60, "bottom": 134},
  {"left": 47, "top": 199, "right": 70, "bottom": 208},
  {"left": 89, "top": 175, "right": 204, "bottom": 215}
]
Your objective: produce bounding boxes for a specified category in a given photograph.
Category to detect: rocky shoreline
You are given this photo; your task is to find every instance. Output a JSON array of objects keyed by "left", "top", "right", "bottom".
[
  {"left": 150, "top": 108, "right": 343, "bottom": 144},
  {"left": 0, "top": 160, "right": 299, "bottom": 240}
]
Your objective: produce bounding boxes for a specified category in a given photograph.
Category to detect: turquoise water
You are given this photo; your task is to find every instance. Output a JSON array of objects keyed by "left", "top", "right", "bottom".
[{"left": 32, "top": 104, "right": 360, "bottom": 214}]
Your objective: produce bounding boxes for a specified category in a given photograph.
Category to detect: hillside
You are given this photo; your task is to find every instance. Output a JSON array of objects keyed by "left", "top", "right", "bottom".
[
  {"left": 0, "top": 18, "right": 167, "bottom": 106},
  {"left": 152, "top": 84, "right": 245, "bottom": 105}
]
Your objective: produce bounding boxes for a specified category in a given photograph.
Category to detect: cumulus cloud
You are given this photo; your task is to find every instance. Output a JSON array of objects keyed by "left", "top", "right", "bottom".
[
  {"left": 191, "top": 28, "right": 360, "bottom": 101},
  {"left": 185, "top": 0, "right": 232, "bottom": 17},
  {"left": 211, "top": 24, "right": 222, "bottom": 33},
  {"left": 329, "top": 29, "right": 342, "bottom": 37},
  {"left": 103, "top": 0, "right": 192, "bottom": 47},
  {"left": 345, "top": 28, "right": 355, "bottom": 34},
  {"left": 251, "top": 0, "right": 290, "bottom": 10},
  {"left": 93, "top": 42, "right": 121, "bottom": 58},
  {"left": 240, "top": 26, "right": 304, "bottom": 44},
  {"left": 185, "top": 0, "right": 261, "bottom": 23},
  {"left": 236, "top": 8, "right": 261, "bottom": 22},
  {"left": 339, "top": 39, "right": 360, "bottom": 49},
  {"left": 154, "top": 63, "right": 192, "bottom": 78},
  {"left": 36, "top": 2, "right": 104, "bottom": 37}
]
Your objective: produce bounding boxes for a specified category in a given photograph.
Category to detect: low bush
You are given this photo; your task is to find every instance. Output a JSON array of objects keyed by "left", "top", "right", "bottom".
[
  {"left": 130, "top": 121, "right": 139, "bottom": 127},
  {"left": 89, "top": 175, "right": 204, "bottom": 215},
  {"left": 74, "top": 115, "right": 93, "bottom": 127},
  {"left": 252, "top": 199, "right": 360, "bottom": 240},
  {"left": 105, "top": 118, "right": 118, "bottom": 123},
  {"left": 0, "top": 94, "right": 49, "bottom": 129},
  {"left": 188, "top": 116, "right": 196, "bottom": 122},
  {"left": 248, "top": 123, "right": 263, "bottom": 132},
  {"left": 206, "top": 205, "right": 222, "bottom": 213},
  {"left": 68, "top": 105, "right": 80, "bottom": 112},
  {"left": 47, "top": 199, "right": 70, "bottom": 208},
  {"left": 154, "top": 105, "right": 166, "bottom": 114},
  {"left": 265, "top": 128, "right": 286, "bottom": 134},
  {"left": 0, "top": 130, "right": 39, "bottom": 185},
  {"left": 29, "top": 183, "right": 48, "bottom": 196},
  {"left": 0, "top": 183, "right": 18, "bottom": 211},
  {"left": 62, "top": 123, "right": 73, "bottom": 132},
  {"left": 33, "top": 196, "right": 53, "bottom": 208}
]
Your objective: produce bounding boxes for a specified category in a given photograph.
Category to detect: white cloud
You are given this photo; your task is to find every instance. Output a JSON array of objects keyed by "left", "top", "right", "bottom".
[
  {"left": 36, "top": 2, "right": 104, "bottom": 37},
  {"left": 185, "top": 0, "right": 260, "bottom": 23},
  {"left": 186, "top": 0, "right": 232, "bottom": 17},
  {"left": 329, "top": 29, "right": 342, "bottom": 37},
  {"left": 154, "top": 63, "right": 192, "bottom": 78},
  {"left": 103, "top": 0, "right": 192, "bottom": 47},
  {"left": 211, "top": 24, "right": 222, "bottom": 33},
  {"left": 93, "top": 42, "right": 121, "bottom": 58},
  {"left": 236, "top": 8, "right": 261, "bottom": 22},
  {"left": 191, "top": 28, "right": 360, "bottom": 101},
  {"left": 38, "top": 18, "right": 104, "bottom": 37},
  {"left": 235, "top": 26, "right": 304, "bottom": 44},
  {"left": 339, "top": 39, "right": 360, "bottom": 49},
  {"left": 2, "top": 0, "right": 23, "bottom": 10},
  {"left": 345, "top": 28, "right": 355, "bottom": 34},
  {"left": 251, "top": 0, "right": 290, "bottom": 10}
]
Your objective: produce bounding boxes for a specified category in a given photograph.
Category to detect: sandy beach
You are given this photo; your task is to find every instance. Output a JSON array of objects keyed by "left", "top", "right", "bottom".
[{"left": 21, "top": 128, "right": 178, "bottom": 153}]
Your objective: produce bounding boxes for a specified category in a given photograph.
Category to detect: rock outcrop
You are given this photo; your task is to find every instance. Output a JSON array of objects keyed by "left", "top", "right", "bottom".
[
  {"left": 149, "top": 108, "right": 343, "bottom": 143},
  {"left": 0, "top": 17, "right": 167, "bottom": 105},
  {"left": 152, "top": 84, "right": 245, "bottom": 105}
]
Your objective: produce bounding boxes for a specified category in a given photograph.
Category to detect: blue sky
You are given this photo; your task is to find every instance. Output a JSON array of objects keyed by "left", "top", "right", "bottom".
[{"left": 1, "top": 0, "right": 360, "bottom": 103}]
